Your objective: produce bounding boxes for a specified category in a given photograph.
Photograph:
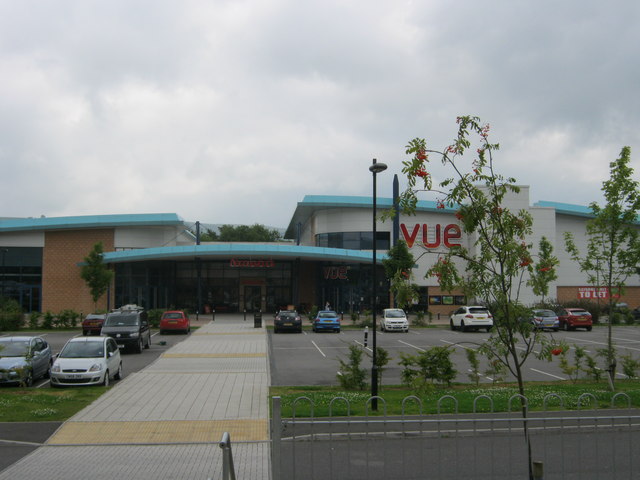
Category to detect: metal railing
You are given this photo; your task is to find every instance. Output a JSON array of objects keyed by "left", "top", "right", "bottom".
[
  {"left": 218, "top": 432, "right": 236, "bottom": 480},
  {"left": 271, "top": 393, "right": 640, "bottom": 479}
]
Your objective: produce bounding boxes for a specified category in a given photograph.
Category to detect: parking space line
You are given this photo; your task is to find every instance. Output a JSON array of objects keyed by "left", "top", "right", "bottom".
[
  {"left": 311, "top": 340, "right": 326, "bottom": 357},
  {"left": 398, "top": 340, "right": 426, "bottom": 352},
  {"left": 441, "top": 339, "right": 476, "bottom": 351},
  {"left": 530, "top": 368, "right": 566, "bottom": 380},
  {"left": 567, "top": 336, "right": 640, "bottom": 353},
  {"left": 354, "top": 340, "right": 373, "bottom": 352}
]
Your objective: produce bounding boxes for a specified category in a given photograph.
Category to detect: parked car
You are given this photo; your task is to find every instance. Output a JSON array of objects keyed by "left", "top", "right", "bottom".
[
  {"left": 312, "top": 310, "right": 341, "bottom": 333},
  {"left": 557, "top": 308, "right": 593, "bottom": 331},
  {"left": 450, "top": 306, "right": 493, "bottom": 332},
  {"left": 274, "top": 310, "right": 302, "bottom": 333},
  {"left": 159, "top": 310, "right": 190, "bottom": 334},
  {"left": 530, "top": 309, "right": 560, "bottom": 331},
  {"left": 380, "top": 308, "right": 409, "bottom": 332},
  {"left": 50, "top": 336, "right": 122, "bottom": 387},
  {"left": 0, "top": 336, "right": 52, "bottom": 386},
  {"left": 82, "top": 313, "right": 107, "bottom": 336},
  {"left": 101, "top": 305, "right": 151, "bottom": 353}
]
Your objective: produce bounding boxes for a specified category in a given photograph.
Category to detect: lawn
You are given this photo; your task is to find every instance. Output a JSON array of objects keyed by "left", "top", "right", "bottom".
[
  {"left": 0, "top": 387, "right": 107, "bottom": 422},
  {"left": 270, "top": 380, "right": 640, "bottom": 417}
]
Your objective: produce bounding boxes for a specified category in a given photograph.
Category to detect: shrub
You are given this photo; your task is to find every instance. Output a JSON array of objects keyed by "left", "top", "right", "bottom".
[
  {"left": 147, "top": 309, "right": 164, "bottom": 328},
  {"left": 358, "top": 309, "right": 372, "bottom": 328},
  {"left": 336, "top": 344, "right": 368, "bottom": 390},
  {"left": 28, "top": 312, "right": 40, "bottom": 329},
  {"left": 42, "top": 311, "right": 54, "bottom": 329},
  {"left": 0, "top": 297, "right": 23, "bottom": 331},
  {"left": 412, "top": 310, "right": 427, "bottom": 327},
  {"left": 308, "top": 305, "right": 319, "bottom": 323}
]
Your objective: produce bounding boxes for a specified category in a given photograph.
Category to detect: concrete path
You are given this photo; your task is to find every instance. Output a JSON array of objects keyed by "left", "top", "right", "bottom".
[{"left": 0, "top": 315, "right": 270, "bottom": 480}]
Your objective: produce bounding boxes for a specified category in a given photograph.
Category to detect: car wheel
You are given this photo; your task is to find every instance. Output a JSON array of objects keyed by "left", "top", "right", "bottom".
[
  {"left": 103, "top": 370, "right": 110, "bottom": 387},
  {"left": 114, "top": 363, "right": 123, "bottom": 380},
  {"left": 486, "top": 326, "right": 492, "bottom": 333},
  {"left": 160, "top": 330, "right": 165, "bottom": 335},
  {"left": 563, "top": 322, "right": 569, "bottom": 331},
  {"left": 136, "top": 338, "right": 143, "bottom": 354},
  {"left": 43, "top": 362, "right": 52, "bottom": 379},
  {"left": 274, "top": 327, "right": 279, "bottom": 333},
  {"left": 23, "top": 370, "right": 33, "bottom": 387},
  {"left": 145, "top": 335, "right": 150, "bottom": 349},
  {"left": 450, "top": 320, "right": 456, "bottom": 331},
  {"left": 336, "top": 328, "right": 340, "bottom": 333},
  {"left": 553, "top": 328, "right": 559, "bottom": 332},
  {"left": 586, "top": 326, "right": 592, "bottom": 332},
  {"left": 82, "top": 330, "right": 88, "bottom": 336},
  {"left": 460, "top": 321, "right": 467, "bottom": 332}
]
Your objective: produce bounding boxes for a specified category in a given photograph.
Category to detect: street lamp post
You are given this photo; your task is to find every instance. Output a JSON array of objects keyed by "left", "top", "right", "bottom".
[
  {"left": 369, "top": 158, "right": 387, "bottom": 411},
  {"left": 1, "top": 248, "right": 7, "bottom": 299}
]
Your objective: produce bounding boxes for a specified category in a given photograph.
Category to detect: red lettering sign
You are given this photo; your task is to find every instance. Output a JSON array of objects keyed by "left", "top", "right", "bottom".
[
  {"left": 323, "top": 266, "right": 349, "bottom": 280},
  {"left": 400, "top": 223, "right": 462, "bottom": 249},
  {"left": 229, "top": 258, "right": 275, "bottom": 268}
]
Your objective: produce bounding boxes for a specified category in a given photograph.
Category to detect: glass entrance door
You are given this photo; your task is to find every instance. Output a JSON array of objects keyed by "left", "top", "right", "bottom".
[{"left": 244, "top": 285, "right": 262, "bottom": 312}]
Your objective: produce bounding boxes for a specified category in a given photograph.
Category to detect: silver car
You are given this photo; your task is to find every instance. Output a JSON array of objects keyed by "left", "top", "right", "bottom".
[
  {"left": 530, "top": 309, "right": 560, "bottom": 331},
  {"left": 0, "top": 336, "right": 52, "bottom": 386},
  {"left": 50, "top": 336, "right": 123, "bottom": 387}
]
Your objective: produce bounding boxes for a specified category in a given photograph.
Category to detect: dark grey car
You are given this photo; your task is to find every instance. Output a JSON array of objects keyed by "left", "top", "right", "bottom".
[
  {"left": 0, "top": 336, "right": 52, "bottom": 386},
  {"left": 101, "top": 306, "right": 151, "bottom": 353}
]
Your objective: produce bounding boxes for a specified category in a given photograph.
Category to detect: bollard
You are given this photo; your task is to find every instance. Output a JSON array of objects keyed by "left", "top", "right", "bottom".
[
  {"left": 364, "top": 326, "right": 368, "bottom": 347},
  {"left": 532, "top": 461, "right": 544, "bottom": 479},
  {"left": 212, "top": 309, "right": 215, "bottom": 321},
  {"left": 244, "top": 309, "right": 246, "bottom": 321}
]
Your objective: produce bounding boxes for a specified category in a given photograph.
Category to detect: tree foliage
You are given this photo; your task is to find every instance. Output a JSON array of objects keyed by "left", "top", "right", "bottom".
[
  {"left": 527, "top": 236, "right": 559, "bottom": 304},
  {"left": 80, "top": 242, "right": 114, "bottom": 311},
  {"left": 382, "top": 240, "right": 418, "bottom": 309},
  {"left": 200, "top": 224, "right": 282, "bottom": 242},
  {"left": 564, "top": 146, "right": 640, "bottom": 389}
]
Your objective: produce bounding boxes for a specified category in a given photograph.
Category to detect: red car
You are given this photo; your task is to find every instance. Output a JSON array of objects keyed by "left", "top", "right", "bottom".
[
  {"left": 557, "top": 308, "right": 593, "bottom": 331},
  {"left": 160, "top": 310, "right": 191, "bottom": 334},
  {"left": 82, "top": 314, "right": 106, "bottom": 336}
]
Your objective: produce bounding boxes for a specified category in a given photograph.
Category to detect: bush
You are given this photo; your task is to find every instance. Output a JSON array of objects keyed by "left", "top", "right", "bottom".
[
  {"left": 412, "top": 311, "right": 428, "bottom": 327},
  {"left": 0, "top": 297, "right": 23, "bottom": 331},
  {"left": 42, "top": 311, "right": 54, "bottom": 329},
  {"left": 308, "top": 305, "right": 319, "bottom": 323},
  {"left": 147, "top": 309, "right": 164, "bottom": 328},
  {"left": 358, "top": 309, "right": 372, "bottom": 328},
  {"left": 28, "top": 312, "right": 40, "bottom": 329},
  {"left": 336, "top": 344, "right": 368, "bottom": 390}
]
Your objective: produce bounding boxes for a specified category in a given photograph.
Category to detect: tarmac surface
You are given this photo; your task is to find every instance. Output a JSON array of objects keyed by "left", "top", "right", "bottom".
[{"left": 0, "top": 314, "right": 271, "bottom": 480}]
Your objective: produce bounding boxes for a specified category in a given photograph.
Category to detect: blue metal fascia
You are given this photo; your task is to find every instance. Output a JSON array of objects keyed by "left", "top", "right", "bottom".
[
  {"left": 0, "top": 213, "right": 185, "bottom": 232},
  {"left": 103, "top": 244, "right": 388, "bottom": 264}
]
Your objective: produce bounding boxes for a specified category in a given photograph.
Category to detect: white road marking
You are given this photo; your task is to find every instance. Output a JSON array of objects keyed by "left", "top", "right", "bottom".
[
  {"left": 354, "top": 340, "right": 373, "bottom": 352},
  {"left": 441, "top": 339, "right": 476, "bottom": 351},
  {"left": 311, "top": 340, "right": 326, "bottom": 357},
  {"left": 398, "top": 340, "right": 426, "bottom": 352},
  {"left": 567, "top": 336, "right": 640, "bottom": 353}
]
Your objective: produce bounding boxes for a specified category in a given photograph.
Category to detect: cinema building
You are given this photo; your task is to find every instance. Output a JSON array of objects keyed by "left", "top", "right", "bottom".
[{"left": 1, "top": 186, "right": 639, "bottom": 316}]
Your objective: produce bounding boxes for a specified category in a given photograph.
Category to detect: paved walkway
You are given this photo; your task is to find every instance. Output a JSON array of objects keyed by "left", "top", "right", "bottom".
[{"left": 0, "top": 315, "right": 271, "bottom": 480}]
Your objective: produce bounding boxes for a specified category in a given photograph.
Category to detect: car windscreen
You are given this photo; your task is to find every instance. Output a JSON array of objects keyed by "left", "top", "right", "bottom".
[
  {"left": 0, "top": 340, "right": 30, "bottom": 357},
  {"left": 318, "top": 312, "right": 337, "bottom": 318},
  {"left": 570, "top": 310, "right": 589, "bottom": 316},
  {"left": 104, "top": 314, "right": 139, "bottom": 326},
  {"left": 535, "top": 310, "right": 556, "bottom": 317},
  {"left": 279, "top": 312, "right": 297, "bottom": 319},
  {"left": 385, "top": 310, "right": 405, "bottom": 318},
  {"left": 163, "top": 313, "right": 183, "bottom": 319},
  {"left": 59, "top": 342, "right": 105, "bottom": 358}
]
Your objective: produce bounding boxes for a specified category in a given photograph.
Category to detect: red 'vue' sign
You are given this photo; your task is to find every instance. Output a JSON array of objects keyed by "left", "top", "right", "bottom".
[
  {"left": 324, "top": 266, "right": 348, "bottom": 280},
  {"left": 400, "top": 223, "right": 462, "bottom": 249}
]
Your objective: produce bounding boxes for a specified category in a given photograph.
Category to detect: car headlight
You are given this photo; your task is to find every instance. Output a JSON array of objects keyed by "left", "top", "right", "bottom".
[
  {"left": 130, "top": 332, "right": 139, "bottom": 338},
  {"left": 89, "top": 363, "right": 103, "bottom": 372},
  {"left": 51, "top": 364, "right": 61, "bottom": 373}
]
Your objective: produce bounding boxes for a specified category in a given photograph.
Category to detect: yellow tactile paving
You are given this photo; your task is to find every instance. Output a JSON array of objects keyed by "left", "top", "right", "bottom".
[
  {"left": 47, "top": 419, "right": 268, "bottom": 445},
  {"left": 161, "top": 353, "right": 266, "bottom": 358}
]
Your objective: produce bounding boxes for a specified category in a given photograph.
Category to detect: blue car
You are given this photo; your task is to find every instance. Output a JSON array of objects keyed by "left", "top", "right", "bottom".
[{"left": 312, "top": 310, "right": 341, "bottom": 333}]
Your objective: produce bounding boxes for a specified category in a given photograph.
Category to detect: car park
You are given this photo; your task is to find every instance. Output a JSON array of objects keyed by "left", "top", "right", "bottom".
[
  {"left": 530, "top": 309, "right": 560, "bottom": 331},
  {"left": 557, "top": 307, "right": 593, "bottom": 331},
  {"left": 380, "top": 308, "right": 409, "bottom": 332},
  {"left": 312, "top": 310, "right": 341, "bottom": 333},
  {"left": 450, "top": 306, "right": 493, "bottom": 332},
  {"left": 101, "top": 304, "right": 151, "bottom": 353},
  {"left": 159, "top": 310, "right": 190, "bottom": 334},
  {"left": 274, "top": 310, "right": 302, "bottom": 333},
  {"left": 50, "top": 336, "right": 122, "bottom": 387},
  {"left": 82, "top": 313, "right": 106, "bottom": 336},
  {"left": 0, "top": 336, "right": 52, "bottom": 386}
]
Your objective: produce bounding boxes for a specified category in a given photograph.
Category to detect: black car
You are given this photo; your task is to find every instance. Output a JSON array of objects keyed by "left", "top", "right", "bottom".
[
  {"left": 274, "top": 310, "right": 302, "bottom": 333},
  {"left": 101, "top": 305, "right": 152, "bottom": 353}
]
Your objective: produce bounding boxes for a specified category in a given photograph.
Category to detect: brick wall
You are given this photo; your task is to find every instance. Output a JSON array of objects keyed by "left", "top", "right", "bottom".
[
  {"left": 557, "top": 286, "right": 640, "bottom": 308},
  {"left": 42, "top": 229, "right": 115, "bottom": 314}
]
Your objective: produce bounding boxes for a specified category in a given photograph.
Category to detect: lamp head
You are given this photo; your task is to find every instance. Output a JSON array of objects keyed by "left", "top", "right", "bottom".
[{"left": 369, "top": 158, "right": 388, "bottom": 174}]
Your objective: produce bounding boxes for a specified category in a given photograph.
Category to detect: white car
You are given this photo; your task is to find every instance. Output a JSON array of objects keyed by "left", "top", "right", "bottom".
[
  {"left": 380, "top": 308, "right": 409, "bottom": 332},
  {"left": 450, "top": 306, "right": 493, "bottom": 332},
  {"left": 50, "top": 336, "right": 123, "bottom": 387}
]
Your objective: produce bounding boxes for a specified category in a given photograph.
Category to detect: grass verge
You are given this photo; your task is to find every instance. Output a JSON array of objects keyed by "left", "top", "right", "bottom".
[
  {"left": 0, "top": 386, "right": 106, "bottom": 422},
  {"left": 270, "top": 380, "right": 640, "bottom": 417}
]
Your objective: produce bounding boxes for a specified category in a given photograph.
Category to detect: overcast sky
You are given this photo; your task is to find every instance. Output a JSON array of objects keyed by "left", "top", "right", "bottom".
[{"left": 1, "top": 0, "right": 638, "bottom": 228}]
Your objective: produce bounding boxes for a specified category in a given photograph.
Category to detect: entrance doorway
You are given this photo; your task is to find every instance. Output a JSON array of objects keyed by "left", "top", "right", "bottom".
[{"left": 244, "top": 285, "right": 262, "bottom": 312}]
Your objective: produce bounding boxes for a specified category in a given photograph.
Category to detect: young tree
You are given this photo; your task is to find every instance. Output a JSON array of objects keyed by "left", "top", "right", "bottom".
[
  {"left": 564, "top": 146, "right": 640, "bottom": 390},
  {"left": 80, "top": 242, "right": 114, "bottom": 312},
  {"left": 527, "top": 236, "right": 559, "bottom": 304},
  {"left": 398, "top": 115, "right": 552, "bottom": 479},
  {"left": 382, "top": 240, "right": 418, "bottom": 309}
]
